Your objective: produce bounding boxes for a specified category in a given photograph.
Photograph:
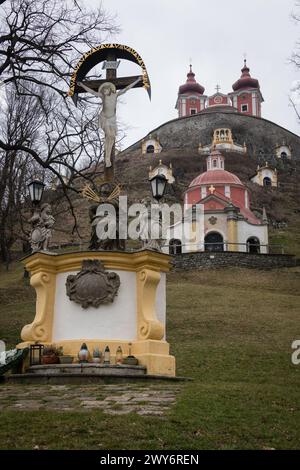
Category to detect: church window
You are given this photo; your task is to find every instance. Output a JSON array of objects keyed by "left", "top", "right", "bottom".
[
  {"left": 247, "top": 237, "right": 260, "bottom": 254},
  {"left": 213, "top": 160, "right": 217, "bottom": 167},
  {"left": 146, "top": 145, "right": 155, "bottom": 154},
  {"left": 263, "top": 177, "right": 272, "bottom": 187},
  {"left": 190, "top": 109, "right": 197, "bottom": 115},
  {"left": 192, "top": 204, "right": 197, "bottom": 222},
  {"left": 204, "top": 232, "right": 224, "bottom": 252},
  {"left": 280, "top": 152, "right": 287, "bottom": 159},
  {"left": 241, "top": 104, "right": 248, "bottom": 112},
  {"left": 169, "top": 239, "right": 182, "bottom": 255}
]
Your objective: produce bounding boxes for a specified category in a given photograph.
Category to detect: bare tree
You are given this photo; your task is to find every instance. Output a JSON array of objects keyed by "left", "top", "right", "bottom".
[
  {"left": 290, "top": 2, "right": 300, "bottom": 119},
  {"left": 0, "top": 0, "right": 118, "bottom": 161},
  {"left": 0, "top": 0, "right": 119, "bottom": 239},
  {"left": 0, "top": 85, "right": 44, "bottom": 263}
]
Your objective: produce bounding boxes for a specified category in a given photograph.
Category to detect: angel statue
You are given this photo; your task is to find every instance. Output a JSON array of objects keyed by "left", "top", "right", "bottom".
[
  {"left": 78, "top": 77, "right": 142, "bottom": 168},
  {"left": 29, "top": 203, "right": 55, "bottom": 252}
]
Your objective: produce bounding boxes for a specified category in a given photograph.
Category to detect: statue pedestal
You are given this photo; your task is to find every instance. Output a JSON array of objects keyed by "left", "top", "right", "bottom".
[{"left": 18, "top": 250, "right": 175, "bottom": 377}]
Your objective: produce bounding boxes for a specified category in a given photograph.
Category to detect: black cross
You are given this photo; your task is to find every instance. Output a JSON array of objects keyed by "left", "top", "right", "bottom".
[{"left": 77, "top": 52, "right": 144, "bottom": 94}]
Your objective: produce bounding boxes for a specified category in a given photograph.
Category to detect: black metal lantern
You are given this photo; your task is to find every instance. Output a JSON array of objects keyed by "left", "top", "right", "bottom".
[
  {"left": 28, "top": 180, "right": 45, "bottom": 205},
  {"left": 29, "top": 343, "right": 44, "bottom": 366},
  {"left": 149, "top": 174, "right": 167, "bottom": 202}
]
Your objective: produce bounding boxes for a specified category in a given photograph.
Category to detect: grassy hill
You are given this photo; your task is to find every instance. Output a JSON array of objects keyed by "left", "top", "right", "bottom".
[
  {"left": 0, "top": 262, "right": 300, "bottom": 449},
  {"left": 41, "top": 147, "right": 300, "bottom": 258}
]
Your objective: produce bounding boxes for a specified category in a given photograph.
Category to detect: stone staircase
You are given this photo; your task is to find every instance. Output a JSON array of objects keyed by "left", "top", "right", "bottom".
[{"left": 4, "top": 363, "right": 150, "bottom": 384}]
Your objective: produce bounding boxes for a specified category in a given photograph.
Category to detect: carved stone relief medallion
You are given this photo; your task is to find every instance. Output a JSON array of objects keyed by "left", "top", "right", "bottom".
[
  {"left": 66, "top": 259, "right": 120, "bottom": 309},
  {"left": 209, "top": 216, "right": 218, "bottom": 225}
]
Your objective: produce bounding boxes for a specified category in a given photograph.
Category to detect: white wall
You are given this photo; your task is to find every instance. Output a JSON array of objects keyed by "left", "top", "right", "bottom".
[
  {"left": 237, "top": 221, "right": 268, "bottom": 253},
  {"left": 52, "top": 270, "right": 164, "bottom": 342},
  {"left": 52, "top": 270, "right": 137, "bottom": 341}
]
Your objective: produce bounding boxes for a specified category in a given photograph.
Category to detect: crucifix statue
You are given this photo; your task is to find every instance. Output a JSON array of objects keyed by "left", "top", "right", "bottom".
[
  {"left": 69, "top": 44, "right": 151, "bottom": 181},
  {"left": 78, "top": 77, "right": 142, "bottom": 169}
]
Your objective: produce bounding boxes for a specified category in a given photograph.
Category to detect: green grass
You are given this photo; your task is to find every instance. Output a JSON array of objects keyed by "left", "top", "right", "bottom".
[
  {"left": 0, "top": 264, "right": 300, "bottom": 449},
  {"left": 269, "top": 222, "right": 300, "bottom": 257},
  {"left": 0, "top": 263, "right": 35, "bottom": 347}
]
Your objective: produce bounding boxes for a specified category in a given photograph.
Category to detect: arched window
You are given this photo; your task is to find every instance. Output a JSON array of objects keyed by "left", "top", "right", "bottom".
[
  {"left": 146, "top": 145, "right": 155, "bottom": 154},
  {"left": 247, "top": 237, "right": 260, "bottom": 254},
  {"left": 204, "top": 232, "right": 224, "bottom": 252},
  {"left": 280, "top": 152, "right": 287, "bottom": 159},
  {"left": 169, "top": 239, "right": 182, "bottom": 255},
  {"left": 213, "top": 159, "right": 217, "bottom": 167},
  {"left": 263, "top": 177, "right": 272, "bottom": 187}
]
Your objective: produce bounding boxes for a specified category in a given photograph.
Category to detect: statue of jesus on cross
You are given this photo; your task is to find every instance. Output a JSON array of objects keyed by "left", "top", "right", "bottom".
[{"left": 78, "top": 77, "right": 142, "bottom": 168}]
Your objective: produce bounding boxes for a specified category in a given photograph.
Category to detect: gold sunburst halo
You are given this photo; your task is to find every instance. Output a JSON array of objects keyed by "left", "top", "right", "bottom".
[{"left": 81, "top": 183, "right": 122, "bottom": 203}]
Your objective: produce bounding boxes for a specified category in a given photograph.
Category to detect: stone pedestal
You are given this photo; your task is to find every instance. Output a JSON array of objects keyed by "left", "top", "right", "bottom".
[{"left": 18, "top": 250, "right": 175, "bottom": 377}]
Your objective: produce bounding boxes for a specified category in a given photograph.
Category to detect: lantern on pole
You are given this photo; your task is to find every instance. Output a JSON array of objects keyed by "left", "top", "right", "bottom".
[
  {"left": 149, "top": 174, "right": 167, "bottom": 202},
  {"left": 28, "top": 180, "right": 45, "bottom": 206}
]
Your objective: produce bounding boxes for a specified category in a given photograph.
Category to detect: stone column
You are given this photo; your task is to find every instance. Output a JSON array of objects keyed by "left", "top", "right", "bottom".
[{"left": 225, "top": 205, "right": 239, "bottom": 252}]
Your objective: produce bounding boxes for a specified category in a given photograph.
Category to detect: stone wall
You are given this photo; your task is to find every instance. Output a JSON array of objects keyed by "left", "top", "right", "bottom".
[
  {"left": 125, "top": 111, "right": 300, "bottom": 159},
  {"left": 171, "top": 251, "right": 297, "bottom": 271}
]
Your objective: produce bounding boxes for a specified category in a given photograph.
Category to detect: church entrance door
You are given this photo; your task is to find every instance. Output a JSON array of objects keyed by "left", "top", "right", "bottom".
[{"left": 204, "top": 232, "right": 224, "bottom": 252}]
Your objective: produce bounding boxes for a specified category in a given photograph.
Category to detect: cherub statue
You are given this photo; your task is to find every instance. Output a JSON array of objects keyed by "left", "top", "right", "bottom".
[
  {"left": 78, "top": 77, "right": 142, "bottom": 168},
  {"left": 29, "top": 203, "right": 55, "bottom": 252}
]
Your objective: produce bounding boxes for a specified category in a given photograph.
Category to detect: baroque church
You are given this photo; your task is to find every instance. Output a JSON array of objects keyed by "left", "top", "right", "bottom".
[
  {"left": 51, "top": 59, "right": 300, "bottom": 261},
  {"left": 112, "top": 59, "right": 300, "bottom": 258},
  {"left": 163, "top": 61, "right": 268, "bottom": 254},
  {"left": 165, "top": 149, "right": 268, "bottom": 254},
  {"left": 175, "top": 60, "right": 263, "bottom": 118}
]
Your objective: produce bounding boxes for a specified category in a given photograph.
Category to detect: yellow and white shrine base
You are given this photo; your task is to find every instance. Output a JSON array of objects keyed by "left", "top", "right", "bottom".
[{"left": 17, "top": 250, "right": 176, "bottom": 377}]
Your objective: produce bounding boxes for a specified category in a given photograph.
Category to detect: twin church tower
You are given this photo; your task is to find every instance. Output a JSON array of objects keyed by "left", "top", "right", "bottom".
[{"left": 175, "top": 60, "right": 264, "bottom": 118}]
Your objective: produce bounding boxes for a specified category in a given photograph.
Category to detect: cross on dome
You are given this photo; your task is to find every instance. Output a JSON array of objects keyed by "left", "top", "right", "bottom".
[
  {"left": 178, "top": 65, "right": 205, "bottom": 95},
  {"left": 232, "top": 57, "right": 259, "bottom": 91}
]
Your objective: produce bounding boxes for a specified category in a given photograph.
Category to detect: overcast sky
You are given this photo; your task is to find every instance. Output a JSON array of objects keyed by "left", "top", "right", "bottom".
[{"left": 87, "top": 0, "right": 300, "bottom": 149}]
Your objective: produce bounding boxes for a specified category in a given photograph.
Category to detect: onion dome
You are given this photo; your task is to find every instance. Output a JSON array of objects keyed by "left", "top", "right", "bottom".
[
  {"left": 179, "top": 65, "right": 205, "bottom": 95},
  {"left": 232, "top": 60, "right": 259, "bottom": 92}
]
